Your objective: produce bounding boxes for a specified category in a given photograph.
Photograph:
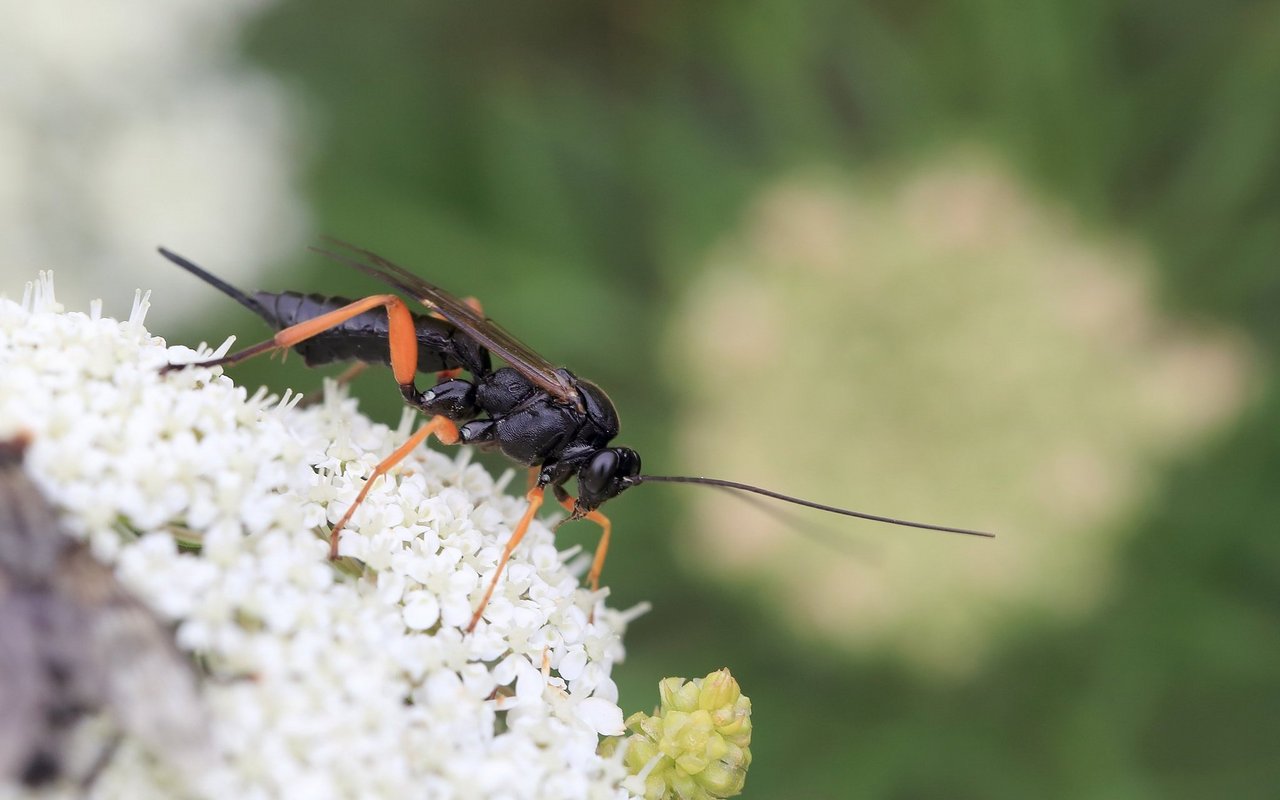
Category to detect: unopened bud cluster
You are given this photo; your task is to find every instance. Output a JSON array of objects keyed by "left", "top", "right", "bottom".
[{"left": 609, "top": 669, "right": 752, "bottom": 800}]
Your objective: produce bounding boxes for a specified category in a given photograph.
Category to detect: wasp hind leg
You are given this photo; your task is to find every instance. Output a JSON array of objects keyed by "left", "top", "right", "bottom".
[{"left": 162, "top": 293, "right": 417, "bottom": 379}]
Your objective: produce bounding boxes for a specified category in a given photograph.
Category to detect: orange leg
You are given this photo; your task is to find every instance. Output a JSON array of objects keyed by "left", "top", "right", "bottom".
[
  {"left": 164, "top": 293, "right": 421, "bottom": 387},
  {"left": 468, "top": 487, "right": 544, "bottom": 632},
  {"left": 329, "top": 415, "right": 460, "bottom": 558},
  {"left": 557, "top": 497, "right": 613, "bottom": 592}
]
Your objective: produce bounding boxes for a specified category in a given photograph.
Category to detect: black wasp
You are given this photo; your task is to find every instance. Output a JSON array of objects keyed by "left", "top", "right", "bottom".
[{"left": 160, "top": 241, "right": 993, "bottom": 632}]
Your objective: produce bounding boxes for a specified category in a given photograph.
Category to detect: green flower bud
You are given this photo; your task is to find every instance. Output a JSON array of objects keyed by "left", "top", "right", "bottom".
[{"left": 608, "top": 669, "right": 752, "bottom": 800}]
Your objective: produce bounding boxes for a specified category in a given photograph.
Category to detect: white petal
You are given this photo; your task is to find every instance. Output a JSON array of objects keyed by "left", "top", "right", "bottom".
[{"left": 576, "top": 697, "right": 625, "bottom": 736}]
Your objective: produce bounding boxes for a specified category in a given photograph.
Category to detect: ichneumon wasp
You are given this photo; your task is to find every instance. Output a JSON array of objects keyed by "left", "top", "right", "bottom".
[{"left": 160, "top": 241, "right": 994, "bottom": 632}]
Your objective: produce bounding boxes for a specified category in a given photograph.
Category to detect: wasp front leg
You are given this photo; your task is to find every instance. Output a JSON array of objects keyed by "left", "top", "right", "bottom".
[
  {"left": 468, "top": 485, "right": 546, "bottom": 633},
  {"left": 551, "top": 485, "right": 613, "bottom": 593}
]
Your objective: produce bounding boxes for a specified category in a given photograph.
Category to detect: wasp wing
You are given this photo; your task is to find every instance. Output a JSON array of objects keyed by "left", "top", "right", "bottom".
[{"left": 313, "top": 239, "right": 582, "bottom": 408}]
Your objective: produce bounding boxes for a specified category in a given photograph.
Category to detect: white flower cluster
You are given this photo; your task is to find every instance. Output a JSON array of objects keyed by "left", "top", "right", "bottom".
[{"left": 0, "top": 274, "right": 647, "bottom": 800}]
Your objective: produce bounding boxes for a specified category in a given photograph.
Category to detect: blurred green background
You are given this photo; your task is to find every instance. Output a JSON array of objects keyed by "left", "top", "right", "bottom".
[{"left": 159, "top": 2, "right": 1280, "bottom": 797}]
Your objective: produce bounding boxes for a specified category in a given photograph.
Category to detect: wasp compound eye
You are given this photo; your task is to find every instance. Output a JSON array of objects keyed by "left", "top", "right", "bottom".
[{"left": 581, "top": 450, "right": 618, "bottom": 497}]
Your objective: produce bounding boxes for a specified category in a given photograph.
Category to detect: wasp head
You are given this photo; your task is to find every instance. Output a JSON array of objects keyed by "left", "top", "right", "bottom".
[{"left": 573, "top": 447, "right": 641, "bottom": 515}]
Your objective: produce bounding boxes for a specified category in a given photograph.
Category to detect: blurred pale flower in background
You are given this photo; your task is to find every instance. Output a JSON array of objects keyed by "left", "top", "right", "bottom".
[
  {"left": 670, "top": 150, "right": 1258, "bottom": 678},
  {"left": 0, "top": 0, "right": 306, "bottom": 326}
]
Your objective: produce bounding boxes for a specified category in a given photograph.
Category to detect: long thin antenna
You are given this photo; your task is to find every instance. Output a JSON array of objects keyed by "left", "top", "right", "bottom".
[
  {"left": 704, "top": 483, "right": 879, "bottom": 558},
  {"left": 635, "top": 475, "right": 995, "bottom": 538}
]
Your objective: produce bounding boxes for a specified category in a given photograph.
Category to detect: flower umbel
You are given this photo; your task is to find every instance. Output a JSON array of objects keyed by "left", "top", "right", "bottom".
[
  {"left": 609, "top": 669, "right": 753, "bottom": 800},
  {"left": 0, "top": 273, "right": 649, "bottom": 798}
]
